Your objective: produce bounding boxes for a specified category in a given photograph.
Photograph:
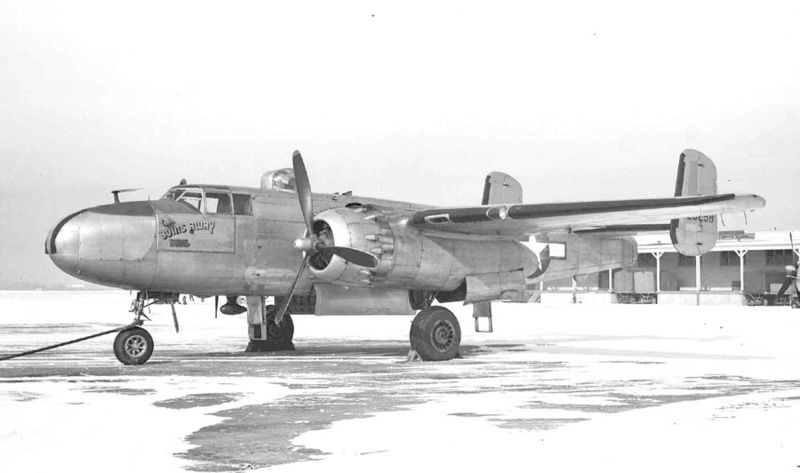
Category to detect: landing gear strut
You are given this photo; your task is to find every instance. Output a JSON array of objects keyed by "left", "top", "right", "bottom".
[
  {"left": 409, "top": 306, "right": 461, "bottom": 361},
  {"left": 246, "top": 301, "right": 295, "bottom": 352}
]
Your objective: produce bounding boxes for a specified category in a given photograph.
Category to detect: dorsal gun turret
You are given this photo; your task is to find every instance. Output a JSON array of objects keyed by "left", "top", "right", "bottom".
[{"left": 261, "top": 168, "right": 296, "bottom": 192}]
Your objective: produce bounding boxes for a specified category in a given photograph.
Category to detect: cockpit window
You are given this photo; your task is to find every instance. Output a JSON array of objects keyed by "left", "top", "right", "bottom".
[
  {"left": 162, "top": 189, "right": 181, "bottom": 201},
  {"left": 174, "top": 190, "right": 203, "bottom": 211},
  {"left": 232, "top": 194, "right": 252, "bottom": 215},
  {"left": 205, "top": 192, "right": 232, "bottom": 214},
  {"left": 163, "top": 187, "right": 230, "bottom": 214}
]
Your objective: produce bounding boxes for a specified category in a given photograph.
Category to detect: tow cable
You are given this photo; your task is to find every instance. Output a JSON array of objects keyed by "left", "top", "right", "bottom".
[{"left": 0, "top": 322, "right": 141, "bottom": 362}]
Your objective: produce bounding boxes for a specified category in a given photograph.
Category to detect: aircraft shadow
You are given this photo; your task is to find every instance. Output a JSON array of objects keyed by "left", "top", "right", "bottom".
[{"left": 165, "top": 342, "right": 518, "bottom": 360}]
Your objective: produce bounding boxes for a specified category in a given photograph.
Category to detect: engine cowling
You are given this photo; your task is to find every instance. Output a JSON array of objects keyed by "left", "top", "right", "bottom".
[
  {"left": 306, "top": 206, "right": 394, "bottom": 284},
  {"left": 308, "top": 206, "right": 539, "bottom": 293}
]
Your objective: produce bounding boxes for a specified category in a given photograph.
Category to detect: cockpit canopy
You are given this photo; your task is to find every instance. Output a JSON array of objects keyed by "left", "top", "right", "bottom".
[
  {"left": 161, "top": 186, "right": 252, "bottom": 215},
  {"left": 160, "top": 168, "right": 297, "bottom": 215},
  {"left": 261, "top": 168, "right": 296, "bottom": 192}
]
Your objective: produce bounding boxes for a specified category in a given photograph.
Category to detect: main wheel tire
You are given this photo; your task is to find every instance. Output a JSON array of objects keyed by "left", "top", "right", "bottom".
[
  {"left": 265, "top": 305, "right": 295, "bottom": 345},
  {"left": 113, "top": 327, "right": 154, "bottom": 365},
  {"left": 246, "top": 305, "right": 295, "bottom": 352},
  {"left": 410, "top": 306, "right": 461, "bottom": 361}
]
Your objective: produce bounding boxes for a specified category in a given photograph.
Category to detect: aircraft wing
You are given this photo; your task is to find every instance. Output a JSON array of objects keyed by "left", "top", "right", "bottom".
[{"left": 407, "top": 193, "right": 765, "bottom": 237}]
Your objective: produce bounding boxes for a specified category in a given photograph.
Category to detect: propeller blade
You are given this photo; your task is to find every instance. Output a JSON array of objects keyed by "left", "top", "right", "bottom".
[
  {"left": 287, "top": 151, "right": 378, "bottom": 274},
  {"left": 777, "top": 279, "right": 792, "bottom": 298},
  {"left": 321, "top": 246, "right": 380, "bottom": 268},
  {"left": 274, "top": 254, "right": 310, "bottom": 326},
  {"left": 292, "top": 150, "right": 315, "bottom": 235},
  {"left": 214, "top": 295, "right": 218, "bottom": 319}
]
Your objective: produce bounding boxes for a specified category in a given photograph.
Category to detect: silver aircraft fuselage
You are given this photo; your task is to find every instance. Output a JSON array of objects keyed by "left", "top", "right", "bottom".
[{"left": 45, "top": 186, "right": 429, "bottom": 296}]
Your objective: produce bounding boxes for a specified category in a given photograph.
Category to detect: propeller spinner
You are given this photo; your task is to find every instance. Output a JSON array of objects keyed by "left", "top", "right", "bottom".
[{"left": 272, "top": 151, "right": 379, "bottom": 325}]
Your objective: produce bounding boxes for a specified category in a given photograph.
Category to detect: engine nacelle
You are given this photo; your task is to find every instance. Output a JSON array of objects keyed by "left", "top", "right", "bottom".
[
  {"left": 308, "top": 206, "right": 539, "bottom": 294},
  {"left": 306, "top": 206, "right": 389, "bottom": 284}
]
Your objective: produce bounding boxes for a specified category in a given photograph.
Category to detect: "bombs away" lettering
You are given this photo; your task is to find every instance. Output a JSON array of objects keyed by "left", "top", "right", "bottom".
[{"left": 160, "top": 219, "right": 216, "bottom": 240}]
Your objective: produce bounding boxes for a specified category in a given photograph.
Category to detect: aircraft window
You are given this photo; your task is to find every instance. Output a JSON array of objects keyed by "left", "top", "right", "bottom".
[
  {"left": 163, "top": 190, "right": 181, "bottom": 200},
  {"left": 177, "top": 191, "right": 203, "bottom": 211},
  {"left": 205, "top": 192, "right": 232, "bottom": 214},
  {"left": 233, "top": 194, "right": 252, "bottom": 215},
  {"left": 424, "top": 214, "right": 451, "bottom": 224}
]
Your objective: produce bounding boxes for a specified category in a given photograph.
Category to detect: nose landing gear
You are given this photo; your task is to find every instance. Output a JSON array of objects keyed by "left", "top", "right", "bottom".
[
  {"left": 111, "top": 292, "right": 179, "bottom": 365},
  {"left": 113, "top": 326, "right": 153, "bottom": 365}
]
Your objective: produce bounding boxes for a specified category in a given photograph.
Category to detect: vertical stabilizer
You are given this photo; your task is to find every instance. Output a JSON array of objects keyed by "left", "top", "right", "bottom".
[
  {"left": 670, "top": 149, "right": 718, "bottom": 256},
  {"left": 474, "top": 171, "right": 522, "bottom": 333},
  {"left": 482, "top": 172, "right": 522, "bottom": 205}
]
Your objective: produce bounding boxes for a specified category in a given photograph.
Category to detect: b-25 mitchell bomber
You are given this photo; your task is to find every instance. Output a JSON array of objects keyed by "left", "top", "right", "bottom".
[{"left": 45, "top": 149, "right": 765, "bottom": 365}]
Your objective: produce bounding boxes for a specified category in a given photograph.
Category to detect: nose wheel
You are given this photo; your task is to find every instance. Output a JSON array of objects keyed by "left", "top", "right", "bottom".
[
  {"left": 111, "top": 291, "right": 167, "bottom": 365},
  {"left": 113, "top": 327, "right": 154, "bottom": 365}
]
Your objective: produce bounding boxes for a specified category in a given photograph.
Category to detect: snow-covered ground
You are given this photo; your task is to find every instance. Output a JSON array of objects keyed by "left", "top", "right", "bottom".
[{"left": 1, "top": 291, "right": 799, "bottom": 472}]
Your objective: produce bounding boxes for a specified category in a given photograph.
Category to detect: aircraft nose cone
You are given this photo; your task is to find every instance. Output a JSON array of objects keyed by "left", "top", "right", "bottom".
[
  {"left": 46, "top": 201, "right": 157, "bottom": 288},
  {"left": 46, "top": 210, "right": 84, "bottom": 274},
  {"left": 45, "top": 201, "right": 156, "bottom": 289}
]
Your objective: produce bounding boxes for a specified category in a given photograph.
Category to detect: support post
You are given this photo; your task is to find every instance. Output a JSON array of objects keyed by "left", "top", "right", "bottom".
[
  {"left": 652, "top": 251, "right": 664, "bottom": 294},
  {"left": 608, "top": 269, "right": 614, "bottom": 292},
  {"left": 473, "top": 301, "right": 493, "bottom": 333},
  {"left": 695, "top": 255, "right": 702, "bottom": 306},
  {"left": 735, "top": 249, "right": 749, "bottom": 293},
  {"left": 572, "top": 276, "right": 577, "bottom": 304}
]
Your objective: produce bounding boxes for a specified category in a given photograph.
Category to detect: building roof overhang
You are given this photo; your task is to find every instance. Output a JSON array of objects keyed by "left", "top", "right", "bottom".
[{"left": 635, "top": 230, "right": 800, "bottom": 253}]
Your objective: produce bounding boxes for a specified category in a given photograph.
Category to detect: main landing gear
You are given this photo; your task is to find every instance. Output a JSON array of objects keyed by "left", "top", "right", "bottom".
[
  {"left": 245, "top": 298, "right": 295, "bottom": 352},
  {"left": 109, "top": 293, "right": 459, "bottom": 364},
  {"left": 409, "top": 306, "right": 461, "bottom": 361}
]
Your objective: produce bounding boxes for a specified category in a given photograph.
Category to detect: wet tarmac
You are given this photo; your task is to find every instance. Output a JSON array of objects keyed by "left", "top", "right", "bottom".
[{"left": 1, "top": 292, "right": 800, "bottom": 472}]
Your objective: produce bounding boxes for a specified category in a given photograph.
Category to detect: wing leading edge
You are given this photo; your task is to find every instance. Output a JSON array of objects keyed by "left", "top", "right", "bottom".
[{"left": 408, "top": 193, "right": 765, "bottom": 236}]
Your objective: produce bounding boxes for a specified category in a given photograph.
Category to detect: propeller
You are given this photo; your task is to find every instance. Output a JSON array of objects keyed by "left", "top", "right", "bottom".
[
  {"left": 777, "top": 232, "right": 798, "bottom": 298},
  {"left": 293, "top": 151, "right": 315, "bottom": 235},
  {"left": 272, "top": 151, "right": 379, "bottom": 325}
]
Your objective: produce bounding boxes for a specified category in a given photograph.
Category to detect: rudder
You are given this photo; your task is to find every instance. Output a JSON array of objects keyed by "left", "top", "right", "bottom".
[
  {"left": 482, "top": 172, "right": 522, "bottom": 205},
  {"left": 670, "top": 149, "right": 718, "bottom": 256}
]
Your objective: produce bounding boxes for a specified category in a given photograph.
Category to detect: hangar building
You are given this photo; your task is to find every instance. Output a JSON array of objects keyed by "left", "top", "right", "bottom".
[{"left": 539, "top": 230, "right": 798, "bottom": 305}]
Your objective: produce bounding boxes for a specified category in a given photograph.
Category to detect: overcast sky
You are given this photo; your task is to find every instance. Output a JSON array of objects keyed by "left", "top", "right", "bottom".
[{"left": 1, "top": 0, "right": 798, "bottom": 286}]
